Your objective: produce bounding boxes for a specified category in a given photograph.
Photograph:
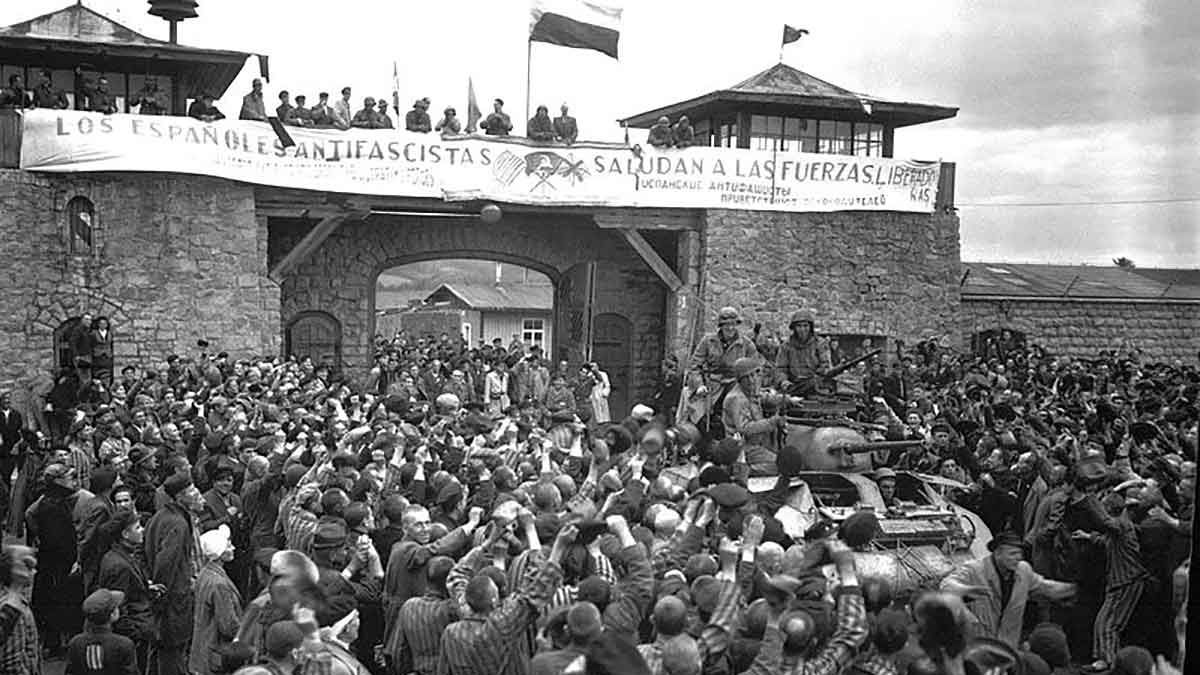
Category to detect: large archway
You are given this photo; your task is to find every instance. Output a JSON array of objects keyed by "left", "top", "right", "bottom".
[
  {"left": 270, "top": 209, "right": 671, "bottom": 405},
  {"left": 374, "top": 258, "right": 556, "bottom": 355}
]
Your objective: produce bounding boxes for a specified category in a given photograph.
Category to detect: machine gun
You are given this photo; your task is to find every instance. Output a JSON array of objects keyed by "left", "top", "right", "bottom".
[{"left": 821, "top": 348, "right": 882, "bottom": 380}]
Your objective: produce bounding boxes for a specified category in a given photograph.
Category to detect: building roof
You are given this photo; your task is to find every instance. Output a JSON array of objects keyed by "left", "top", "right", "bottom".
[
  {"left": 0, "top": 4, "right": 250, "bottom": 98},
  {"left": 423, "top": 283, "right": 554, "bottom": 312},
  {"left": 961, "top": 262, "right": 1200, "bottom": 301},
  {"left": 620, "top": 62, "right": 958, "bottom": 128}
]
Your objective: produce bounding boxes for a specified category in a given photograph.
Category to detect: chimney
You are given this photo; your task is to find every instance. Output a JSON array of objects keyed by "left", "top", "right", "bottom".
[{"left": 494, "top": 262, "right": 503, "bottom": 286}]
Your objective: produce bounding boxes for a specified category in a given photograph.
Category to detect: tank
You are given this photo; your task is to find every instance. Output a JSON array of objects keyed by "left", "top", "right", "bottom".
[{"left": 751, "top": 470, "right": 993, "bottom": 595}]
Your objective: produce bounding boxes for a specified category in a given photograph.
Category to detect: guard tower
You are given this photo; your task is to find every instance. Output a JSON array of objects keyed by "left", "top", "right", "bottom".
[
  {"left": 620, "top": 63, "right": 957, "bottom": 158},
  {"left": 0, "top": 3, "right": 248, "bottom": 116}
]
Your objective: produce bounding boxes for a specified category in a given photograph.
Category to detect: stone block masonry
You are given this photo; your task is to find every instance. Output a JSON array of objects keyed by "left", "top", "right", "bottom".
[
  {"left": 962, "top": 298, "right": 1200, "bottom": 361},
  {"left": 0, "top": 169, "right": 279, "bottom": 395},
  {"left": 699, "top": 209, "right": 962, "bottom": 352}
]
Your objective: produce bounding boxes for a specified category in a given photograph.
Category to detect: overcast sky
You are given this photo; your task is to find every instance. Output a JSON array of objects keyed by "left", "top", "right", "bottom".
[{"left": 6, "top": 0, "right": 1197, "bottom": 267}]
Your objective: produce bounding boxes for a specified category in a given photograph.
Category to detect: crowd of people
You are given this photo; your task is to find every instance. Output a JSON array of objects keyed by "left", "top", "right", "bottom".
[
  {"left": 0, "top": 306, "right": 1192, "bottom": 675},
  {"left": 0, "top": 70, "right": 585, "bottom": 144}
]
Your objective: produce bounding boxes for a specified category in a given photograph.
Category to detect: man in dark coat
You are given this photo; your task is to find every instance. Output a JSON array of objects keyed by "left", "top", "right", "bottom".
[
  {"left": 0, "top": 392, "right": 23, "bottom": 489},
  {"left": 99, "top": 509, "right": 160, "bottom": 673},
  {"left": 553, "top": 104, "right": 578, "bottom": 144},
  {"left": 25, "top": 463, "right": 82, "bottom": 655},
  {"left": 482, "top": 99, "right": 513, "bottom": 136},
  {"left": 528, "top": 105, "right": 555, "bottom": 142},
  {"left": 383, "top": 505, "right": 478, "bottom": 639},
  {"left": 144, "top": 475, "right": 202, "bottom": 675}
]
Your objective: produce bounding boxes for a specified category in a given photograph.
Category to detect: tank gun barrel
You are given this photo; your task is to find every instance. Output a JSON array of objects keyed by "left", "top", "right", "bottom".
[{"left": 830, "top": 439, "right": 926, "bottom": 455}]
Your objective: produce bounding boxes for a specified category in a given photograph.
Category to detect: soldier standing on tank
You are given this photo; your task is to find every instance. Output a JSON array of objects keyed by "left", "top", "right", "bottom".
[
  {"left": 777, "top": 310, "right": 831, "bottom": 396},
  {"left": 683, "top": 307, "right": 760, "bottom": 431},
  {"left": 722, "top": 358, "right": 786, "bottom": 476}
]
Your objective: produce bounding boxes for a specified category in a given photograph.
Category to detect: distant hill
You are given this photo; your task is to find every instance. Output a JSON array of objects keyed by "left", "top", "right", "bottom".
[{"left": 377, "top": 259, "right": 551, "bottom": 310}]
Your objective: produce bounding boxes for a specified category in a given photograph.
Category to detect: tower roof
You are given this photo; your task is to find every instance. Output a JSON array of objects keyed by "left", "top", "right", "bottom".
[
  {"left": 0, "top": 4, "right": 251, "bottom": 98},
  {"left": 620, "top": 62, "right": 957, "bottom": 128}
]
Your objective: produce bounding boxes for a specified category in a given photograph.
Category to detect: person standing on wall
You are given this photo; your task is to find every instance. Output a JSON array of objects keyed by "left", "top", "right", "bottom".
[
  {"left": 585, "top": 362, "right": 612, "bottom": 423},
  {"left": 88, "top": 316, "right": 114, "bottom": 389}
]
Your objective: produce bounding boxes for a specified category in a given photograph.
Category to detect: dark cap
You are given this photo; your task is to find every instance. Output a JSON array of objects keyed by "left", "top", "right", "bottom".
[
  {"left": 704, "top": 483, "right": 750, "bottom": 509},
  {"left": 697, "top": 465, "right": 731, "bottom": 487},
  {"left": 987, "top": 531, "right": 1023, "bottom": 552},
  {"left": 82, "top": 588, "right": 125, "bottom": 619},
  {"left": 162, "top": 473, "right": 193, "bottom": 498}
]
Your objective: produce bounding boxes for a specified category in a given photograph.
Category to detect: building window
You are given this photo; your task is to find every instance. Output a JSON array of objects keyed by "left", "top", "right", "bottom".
[
  {"left": 748, "top": 116, "right": 884, "bottom": 156},
  {"left": 522, "top": 318, "right": 545, "bottom": 347},
  {"left": 66, "top": 195, "right": 95, "bottom": 254},
  {"left": 461, "top": 322, "right": 472, "bottom": 345},
  {"left": 717, "top": 121, "right": 738, "bottom": 147}
]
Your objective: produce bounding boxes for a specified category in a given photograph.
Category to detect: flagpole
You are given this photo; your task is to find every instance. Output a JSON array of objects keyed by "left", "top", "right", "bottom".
[{"left": 525, "top": 37, "right": 533, "bottom": 128}]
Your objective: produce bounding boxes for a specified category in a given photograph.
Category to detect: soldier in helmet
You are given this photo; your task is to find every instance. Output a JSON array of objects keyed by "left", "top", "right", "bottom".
[
  {"left": 683, "top": 306, "right": 760, "bottom": 430},
  {"left": 777, "top": 310, "right": 832, "bottom": 396},
  {"left": 722, "top": 357, "right": 785, "bottom": 452}
]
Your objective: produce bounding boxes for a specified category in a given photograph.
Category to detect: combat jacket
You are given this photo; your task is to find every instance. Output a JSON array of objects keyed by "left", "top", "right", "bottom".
[
  {"left": 776, "top": 334, "right": 830, "bottom": 385},
  {"left": 688, "top": 333, "right": 760, "bottom": 387}
]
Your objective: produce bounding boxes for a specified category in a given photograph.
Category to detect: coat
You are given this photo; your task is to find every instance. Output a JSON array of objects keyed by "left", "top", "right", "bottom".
[
  {"left": 721, "top": 384, "right": 777, "bottom": 449},
  {"left": 589, "top": 371, "right": 612, "bottom": 423},
  {"left": 144, "top": 502, "right": 196, "bottom": 646},
  {"left": 189, "top": 560, "right": 242, "bottom": 675},
  {"left": 941, "top": 555, "right": 1074, "bottom": 647},
  {"left": 99, "top": 545, "right": 157, "bottom": 642}
]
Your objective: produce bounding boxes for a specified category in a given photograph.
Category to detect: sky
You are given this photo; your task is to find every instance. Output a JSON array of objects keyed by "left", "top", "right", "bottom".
[{"left": 4, "top": 0, "right": 1197, "bottom": 267}]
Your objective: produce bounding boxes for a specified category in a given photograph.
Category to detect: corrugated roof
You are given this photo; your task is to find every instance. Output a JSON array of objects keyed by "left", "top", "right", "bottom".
[
  {"left": 962, "top": 263, "right": 1200, "bottom": 300},
  {"left": 424, "top": 283, "right": 553, "bottom": 311}
]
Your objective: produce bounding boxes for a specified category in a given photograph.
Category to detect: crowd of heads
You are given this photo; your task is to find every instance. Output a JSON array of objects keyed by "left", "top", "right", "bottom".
[{"left": 0, "top": 309, "right": 1191, "bottom": 675}]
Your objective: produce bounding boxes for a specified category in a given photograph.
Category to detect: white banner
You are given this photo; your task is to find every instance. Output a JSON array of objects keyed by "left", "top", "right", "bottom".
[{"left": 20, "top": 110, "right": 941, "bottom": 213}]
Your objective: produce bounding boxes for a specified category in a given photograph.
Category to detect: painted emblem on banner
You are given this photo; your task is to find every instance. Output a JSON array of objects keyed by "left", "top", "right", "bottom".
[{"left": 492, "top": 150, "right": 589, "bottom": 192}]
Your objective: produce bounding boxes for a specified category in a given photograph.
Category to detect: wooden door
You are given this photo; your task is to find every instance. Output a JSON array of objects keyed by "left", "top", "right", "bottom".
[{"left": 592, "top": 313, "right": 633, "bottom": 420}]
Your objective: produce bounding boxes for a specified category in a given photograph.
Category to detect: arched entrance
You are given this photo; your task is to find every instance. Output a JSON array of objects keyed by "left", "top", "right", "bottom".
[
  {"left": 53, "top": 316, "right": 84, "bottom": 370},
  {"left": 286, "top": 311, "right": 343, "bottom": 368},
  {"left": 269, "top": 210, "right": 669, "bottom": 404},
  {"left": 374, "top": 258, "right": 556, "bottom": 355},
  {"left": 593, "top": 313, "right": 633, "bottom": 419}
]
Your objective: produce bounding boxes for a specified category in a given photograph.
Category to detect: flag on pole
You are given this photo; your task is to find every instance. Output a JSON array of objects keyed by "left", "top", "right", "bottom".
[
  {"left": 782, "top": 24, "right": 808, "bottom": 46},
  {"left": 530, "top": 0, "right": 622, "bottom": 59},
  {"left": 256, "top": 54, "right": 270, "bottom": 82},
  {"left": 466, "top": 77, "right": 482, "bottom": 133},
  {"left": 392, "top": 61, "right": 401, "bottom": 118}
]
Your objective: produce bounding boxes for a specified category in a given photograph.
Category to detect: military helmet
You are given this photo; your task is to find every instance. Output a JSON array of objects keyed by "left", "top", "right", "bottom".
[
  {"left": 789, "top": 310, "right": 815, "bottom": 327},
  {"left": 732, "top": 357, "right": 760, "bottom": 380},
  {"left": 717, "top": 306, "right": 742, "bottom": 326}
]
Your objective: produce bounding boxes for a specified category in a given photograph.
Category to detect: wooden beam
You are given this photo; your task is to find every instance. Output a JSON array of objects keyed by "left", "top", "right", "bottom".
[
  {"left": 618, "top": 228, "right": 683, "bottom": 292},
  {"left": 593, "top": 209, "right": 701, "bottom": 231},
  {"left": 269, "top": 213, "right": 350, "bottom": 282}
]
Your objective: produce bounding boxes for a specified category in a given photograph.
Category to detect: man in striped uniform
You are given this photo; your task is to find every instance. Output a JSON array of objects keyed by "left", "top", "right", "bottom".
[
  {"left": 437, "top": 514, "right": 570, "bottom": 675},
  {"left": 1073, "top": 488, "right": 1150, "bottom": 672},
  {"left": 66, "top": 588, "right": 138, "bottom": 675},
  {"left": 385, "top": 556, "right": 457, "bottom": 675},
  {"left": 0, "top": 545, "right": 40, "bottom": 675}
]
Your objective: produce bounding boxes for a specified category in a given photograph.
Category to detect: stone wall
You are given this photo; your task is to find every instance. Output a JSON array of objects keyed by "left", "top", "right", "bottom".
[
  {"left": 0, "top": 170, "right": 278, "bottom": 396},
  {"left": 961, "top": 298, "right": 1200, "bottom": 361},
  {"left": 699, "top": 209, "right": 962, "bottom": 351},
  {"left": 273, "top": 214, "right": 666, "bottom": 405}
]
